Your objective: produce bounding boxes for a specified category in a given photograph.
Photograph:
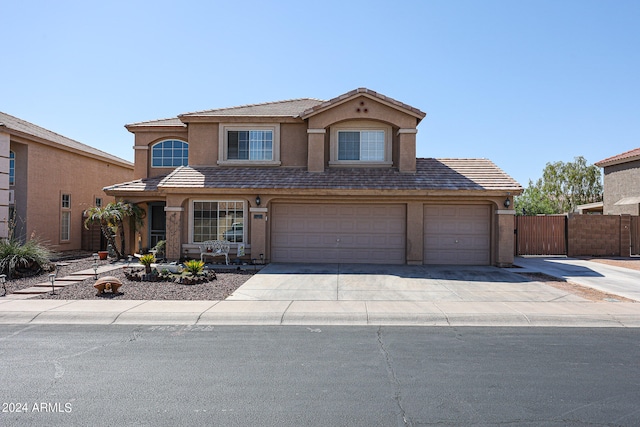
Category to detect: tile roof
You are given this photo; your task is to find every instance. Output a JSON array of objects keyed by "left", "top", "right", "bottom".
[
  {"left": 300, "top": 88, "right": 426, "bottom": 120},
  {"left": 179, "top": 98, "right": 324, "bottom": 118},
  {"left": 595, "top": 147, "right": 640, "bottom": 167},
  {"left": 0, "top": 111, "right": 133, "bottom": 167},
  {"left": 125, "top": 117, "right": 187, "bottom": 128},
  {"left": 105, "top": 158, "right": 521, "bottom": 194}
]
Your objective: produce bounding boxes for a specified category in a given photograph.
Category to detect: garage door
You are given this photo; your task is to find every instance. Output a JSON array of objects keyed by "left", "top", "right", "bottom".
[
  {"left": 424, "top": 205, "right": 490, "bottom": 265},
  {"left": 271, "top": 204, "right": 406, "bottom": 264}
]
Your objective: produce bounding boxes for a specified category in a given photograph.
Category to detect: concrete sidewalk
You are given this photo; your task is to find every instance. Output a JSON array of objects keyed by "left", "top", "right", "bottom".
[{"left": 0, "top": 259, "right": 638, "bottom": 327}]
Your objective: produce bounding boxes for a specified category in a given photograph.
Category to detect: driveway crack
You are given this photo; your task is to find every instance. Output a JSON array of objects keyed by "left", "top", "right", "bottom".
[{"left": 377, "top": 326, "right": 410, "bottom": 426}]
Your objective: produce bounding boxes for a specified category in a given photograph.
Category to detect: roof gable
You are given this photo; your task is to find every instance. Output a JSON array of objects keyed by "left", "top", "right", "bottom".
[{"left": 300, "top": 88, "right": 426, "bottom": 122}]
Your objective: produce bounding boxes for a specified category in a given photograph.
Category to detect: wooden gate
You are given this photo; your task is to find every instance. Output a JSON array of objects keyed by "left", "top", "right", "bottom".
[
  {"left": 515, "top": 215, "right": 567, "bottom": 256},
  {"left": 632, "top": 216, "right": 640, "bottom": 256}
]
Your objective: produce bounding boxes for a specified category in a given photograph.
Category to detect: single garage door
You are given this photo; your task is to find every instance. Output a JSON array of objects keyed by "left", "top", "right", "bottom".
[
  {"left": 424, "top": 205, "right": 491, "bottom": 265},
  {"left": 271, "top": 204, "right": 406, "bottom": 264}
]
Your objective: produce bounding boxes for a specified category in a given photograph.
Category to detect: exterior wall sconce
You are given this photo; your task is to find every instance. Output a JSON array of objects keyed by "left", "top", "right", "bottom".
[
  {"left": 504, "top": 192, "right": 511, "bottom": 208},
  {"left": 255, "top": 195, "right": 261, "bottom": 206}
]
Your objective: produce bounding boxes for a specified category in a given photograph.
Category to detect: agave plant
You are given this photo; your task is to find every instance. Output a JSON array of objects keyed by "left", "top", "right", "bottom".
[
  {"left": 184, "top": 259, "right": 204, "bottom": 276},
  {"left": 0, "top": 238, "right": 52, "bottom": 279}
]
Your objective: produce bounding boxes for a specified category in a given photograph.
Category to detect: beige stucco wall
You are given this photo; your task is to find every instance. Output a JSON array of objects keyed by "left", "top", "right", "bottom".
[
  {"left": 602, "top": 161, "right": 640, "bottom": 215},
  {"left": 11, "top": 136, "right": 133, "bottom": 251},
  {"left": 0, "top": 132, "right": 9, "bottom": 238},
  {"left": 132, "top": 129, "right": 189, "bottom": 179},
  {"left": 280, "top": 123, "right": 307, "bottom": 167},
  {"left": 188, "top": 123, "right": 218, "bottom": 166}
]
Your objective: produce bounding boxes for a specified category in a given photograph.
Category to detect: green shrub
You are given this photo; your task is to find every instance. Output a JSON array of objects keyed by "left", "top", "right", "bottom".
[
  {"left": 184, "top": 259, "right": 204, "bottom": 276},
  {"left": 139, "top": 253, "right": 155, "bottom": 274},
  {"left": 0, "top": 238, "right": 53, "bottom": 279}
]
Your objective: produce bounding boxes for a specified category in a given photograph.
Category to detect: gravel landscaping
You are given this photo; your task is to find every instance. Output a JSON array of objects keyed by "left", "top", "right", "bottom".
[{"left": 2, "top": 254, "right": 256, "bottom": 301}]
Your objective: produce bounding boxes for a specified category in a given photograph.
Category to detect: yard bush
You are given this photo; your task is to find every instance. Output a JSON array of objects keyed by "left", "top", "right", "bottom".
[{"left": 0, "top": 238, "right": 53, "bottom": 279}]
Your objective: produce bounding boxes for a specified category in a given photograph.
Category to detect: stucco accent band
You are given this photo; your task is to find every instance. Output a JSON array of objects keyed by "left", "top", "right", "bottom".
[
  {"left": 250, "top": 207, "right": 268, "bottom": 213},
  {"left": 397, "top": 128, "right": 418, "bottom": 135},
  {"left": 496, "top": 210, "right": 516, "bottom": 215},
  {"left": 164, "top": 206, "right": 184, "bottom": 212},
  {"left": 307, "top": 129, "right": 326, "bottom": 134},
  {"left": 133, "top": 146, "right": 149, "bottom": 150}
]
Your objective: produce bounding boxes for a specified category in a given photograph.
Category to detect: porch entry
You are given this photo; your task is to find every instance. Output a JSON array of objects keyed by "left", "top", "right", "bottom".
[{"left": 148, "top": 202, "right": 166, "bottom": 249}]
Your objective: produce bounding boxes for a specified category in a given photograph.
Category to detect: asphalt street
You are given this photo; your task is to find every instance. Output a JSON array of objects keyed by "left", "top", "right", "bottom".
[{"left": 1, "top": 325, "right": 639, "bottom": 426}]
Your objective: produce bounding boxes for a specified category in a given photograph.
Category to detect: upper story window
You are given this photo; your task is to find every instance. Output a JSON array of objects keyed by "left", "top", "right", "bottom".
[
  {"left": 329, "top": 121, "right": 392, "bottom": 167},
  {"left": 338, "top": 130, "right": 385, "bottom": 161},
  {"left": 218, "top": 124, "right": 281, "bottom": 166},
  {"left": 9, "top": 151, "right": 15, "bottom": 185},
  {"left": 151, "top": 140, "right": 189, "bottom": 168}
]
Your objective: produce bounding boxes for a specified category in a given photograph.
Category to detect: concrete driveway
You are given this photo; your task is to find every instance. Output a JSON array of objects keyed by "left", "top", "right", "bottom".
[{"left": 226, "top": 263, "right": 586, "bottom": 302}]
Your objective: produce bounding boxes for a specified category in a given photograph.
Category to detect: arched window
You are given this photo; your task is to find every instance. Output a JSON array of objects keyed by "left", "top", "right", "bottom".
[
  {"left": 9, "top": 151, "right": 15, "bottom": 185},
  {"left": 151, "top": 140, "right": 188, "bottom": 167}
]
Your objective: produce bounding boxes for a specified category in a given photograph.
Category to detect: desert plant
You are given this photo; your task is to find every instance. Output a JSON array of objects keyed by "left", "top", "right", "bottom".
[
  {"left": 84, "top": 201, "right": 145, "bottom": 259},
  {"left": 138, "top": 253, "right": 155, "bottom": 274},
  {"left": 0, "top": 238, "right": 53, "bottom": 279},
  {"left": 153, "top": 240, "right": 166, "bottom": 259},
  {"left": 184, "top": 259, "right": 204, "bottom": 276}
]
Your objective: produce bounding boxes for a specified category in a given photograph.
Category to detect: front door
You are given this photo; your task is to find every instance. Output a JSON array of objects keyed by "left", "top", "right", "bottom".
[{"left": 148, "top": 202, "right": 166, "bottom": 249}]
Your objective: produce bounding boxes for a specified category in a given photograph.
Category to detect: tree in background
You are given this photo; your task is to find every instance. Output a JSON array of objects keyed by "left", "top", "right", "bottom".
[{"left": 515, "top": 156, "right": 602, "bottom": 215}]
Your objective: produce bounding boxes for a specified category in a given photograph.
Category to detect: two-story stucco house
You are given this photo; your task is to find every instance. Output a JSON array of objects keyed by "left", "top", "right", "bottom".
[
  {"left": 105, "top": 88, "right": 522, "bottom": 266},
  {"left": 595, "top": 147, "right": 640, "bottom": 215},
  {"left": 0, "top": 112, "right": 134, "bottom": 250}
]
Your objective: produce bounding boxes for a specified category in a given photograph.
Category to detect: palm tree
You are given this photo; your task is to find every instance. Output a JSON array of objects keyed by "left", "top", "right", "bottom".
[{"left": 84, "top": 201, "right": 145, "bottom": 259}]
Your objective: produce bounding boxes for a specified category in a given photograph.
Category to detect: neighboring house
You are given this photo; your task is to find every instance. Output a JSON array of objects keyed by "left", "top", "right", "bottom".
[
  {"left": 0, "top": 112, "right": 134, "bottom": 251},
  {"left": 105, "top": 88, "right": 522, "bottom": 266},
  {"left": 595, "top": 147, "right": 640, "bottom": 215}
]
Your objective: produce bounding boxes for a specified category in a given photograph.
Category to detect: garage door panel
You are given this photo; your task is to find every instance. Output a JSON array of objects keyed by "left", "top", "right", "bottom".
[
  {"left": 272, "top": 204, "right": 406, "bottom": 264},
  {"left": 424, "top": 204, "right": 490, "bottom": 265}
]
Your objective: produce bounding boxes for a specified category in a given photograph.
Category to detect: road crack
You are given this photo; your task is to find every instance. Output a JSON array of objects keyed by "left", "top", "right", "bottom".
[{"left": 377, "top": 326, "right": 410, "bottom": 426}]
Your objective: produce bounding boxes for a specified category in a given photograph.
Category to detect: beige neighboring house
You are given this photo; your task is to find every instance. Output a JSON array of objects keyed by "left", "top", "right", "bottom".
[
  {"left": 0, "top": 112, "right": 134, "bottom": 251},
  {"left": 595, "top": 147, "right": 640, "bottom": 215},
  {"left": 106, "top": 88, "right": 522, "bottom": 266}
]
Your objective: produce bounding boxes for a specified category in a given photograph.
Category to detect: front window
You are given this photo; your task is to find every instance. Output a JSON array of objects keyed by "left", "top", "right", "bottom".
[
  {"left": 95, "top": 197, "right": 102, "bottom": 208},
  {"left": 9, "top": 151, "right": 14, "bottom": 185},
  {"left": 338, "top": 130, "right": 385, "bottom": 161},
  {"left": 228, "top": 130, "right": 273, "bottom": 160},
  {"left": 192, "top": 201, "right": 244, "bottom": 243},
  {"left": 219, "top": 124, "right": 281, "bottom": 165},
  {"left": 151, "top": 140, "right": 189, "bottom": 167}
]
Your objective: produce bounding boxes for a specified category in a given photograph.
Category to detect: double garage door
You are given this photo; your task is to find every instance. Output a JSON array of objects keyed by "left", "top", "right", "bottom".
[
  {"left": 271, "top": 203, "right": 490, "bottom": 265},
  {"left": 271, "top": 204, "right": 406, "bottom": 264}
]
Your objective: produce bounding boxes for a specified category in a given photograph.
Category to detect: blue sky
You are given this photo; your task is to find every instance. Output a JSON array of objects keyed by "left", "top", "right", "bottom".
[{"left": 2, "top": 0, "right": 639, "bottom": 186}]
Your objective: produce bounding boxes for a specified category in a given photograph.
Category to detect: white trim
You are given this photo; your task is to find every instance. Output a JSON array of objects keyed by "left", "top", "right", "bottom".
[
  {"left": 218, "top": 123, "right": 281, "bottom": 166},
  {"left": 496, "top": 210, "right": 516, "bottom": 215},
  {"left": 133, "top": 146, "right": 149, "bottom": 150},
  {"left": 307, "top": 129, "right": 326, "bottom": 134},
  {"left": 164, "top": 206, "right": 184, "bottom": 212}
]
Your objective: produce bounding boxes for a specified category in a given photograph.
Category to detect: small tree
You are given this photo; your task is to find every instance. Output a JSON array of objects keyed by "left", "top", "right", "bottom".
[
  {"left": 515, "top": 156, "right": 602, "bottom": 215},
  {"left": 84, "top": 201, "right": 145, "bottom": 259}
]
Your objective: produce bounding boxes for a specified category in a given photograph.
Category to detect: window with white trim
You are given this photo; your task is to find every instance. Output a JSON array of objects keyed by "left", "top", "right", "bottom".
[
  {"left": 151, "top": 139, "right": 188, "bottom": 167},
  {"left": 9, "top": 151, "right": 15, "bottom": 186},
  {"left": 61, "top": 194, "right": 71, "bottom": 241},
  {"left": 192, "top": 200, "right": 245, "bottom": 243},
  {"left": 330, "top": 121, "right": 392, "bottom": 166},
  {"left": 219, "top": 124, "right": 280, "bottom": 165}
]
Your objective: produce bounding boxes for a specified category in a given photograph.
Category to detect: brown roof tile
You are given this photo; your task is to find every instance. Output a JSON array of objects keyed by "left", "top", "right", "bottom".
[
  {"left": 595, "top": 147, "right": 640, "bottom": 167},
  {"left": 125, "top": 117, "right": 187, "bottom": 128},
  {"left": 0, "top": 111, "right": 133, "bottom": 167},
  {"left": 179, "top": 98, "right": 324, "bottom": 118},
  {"left": 105, "top": 159, "right": 521, "bottom": 194}
]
